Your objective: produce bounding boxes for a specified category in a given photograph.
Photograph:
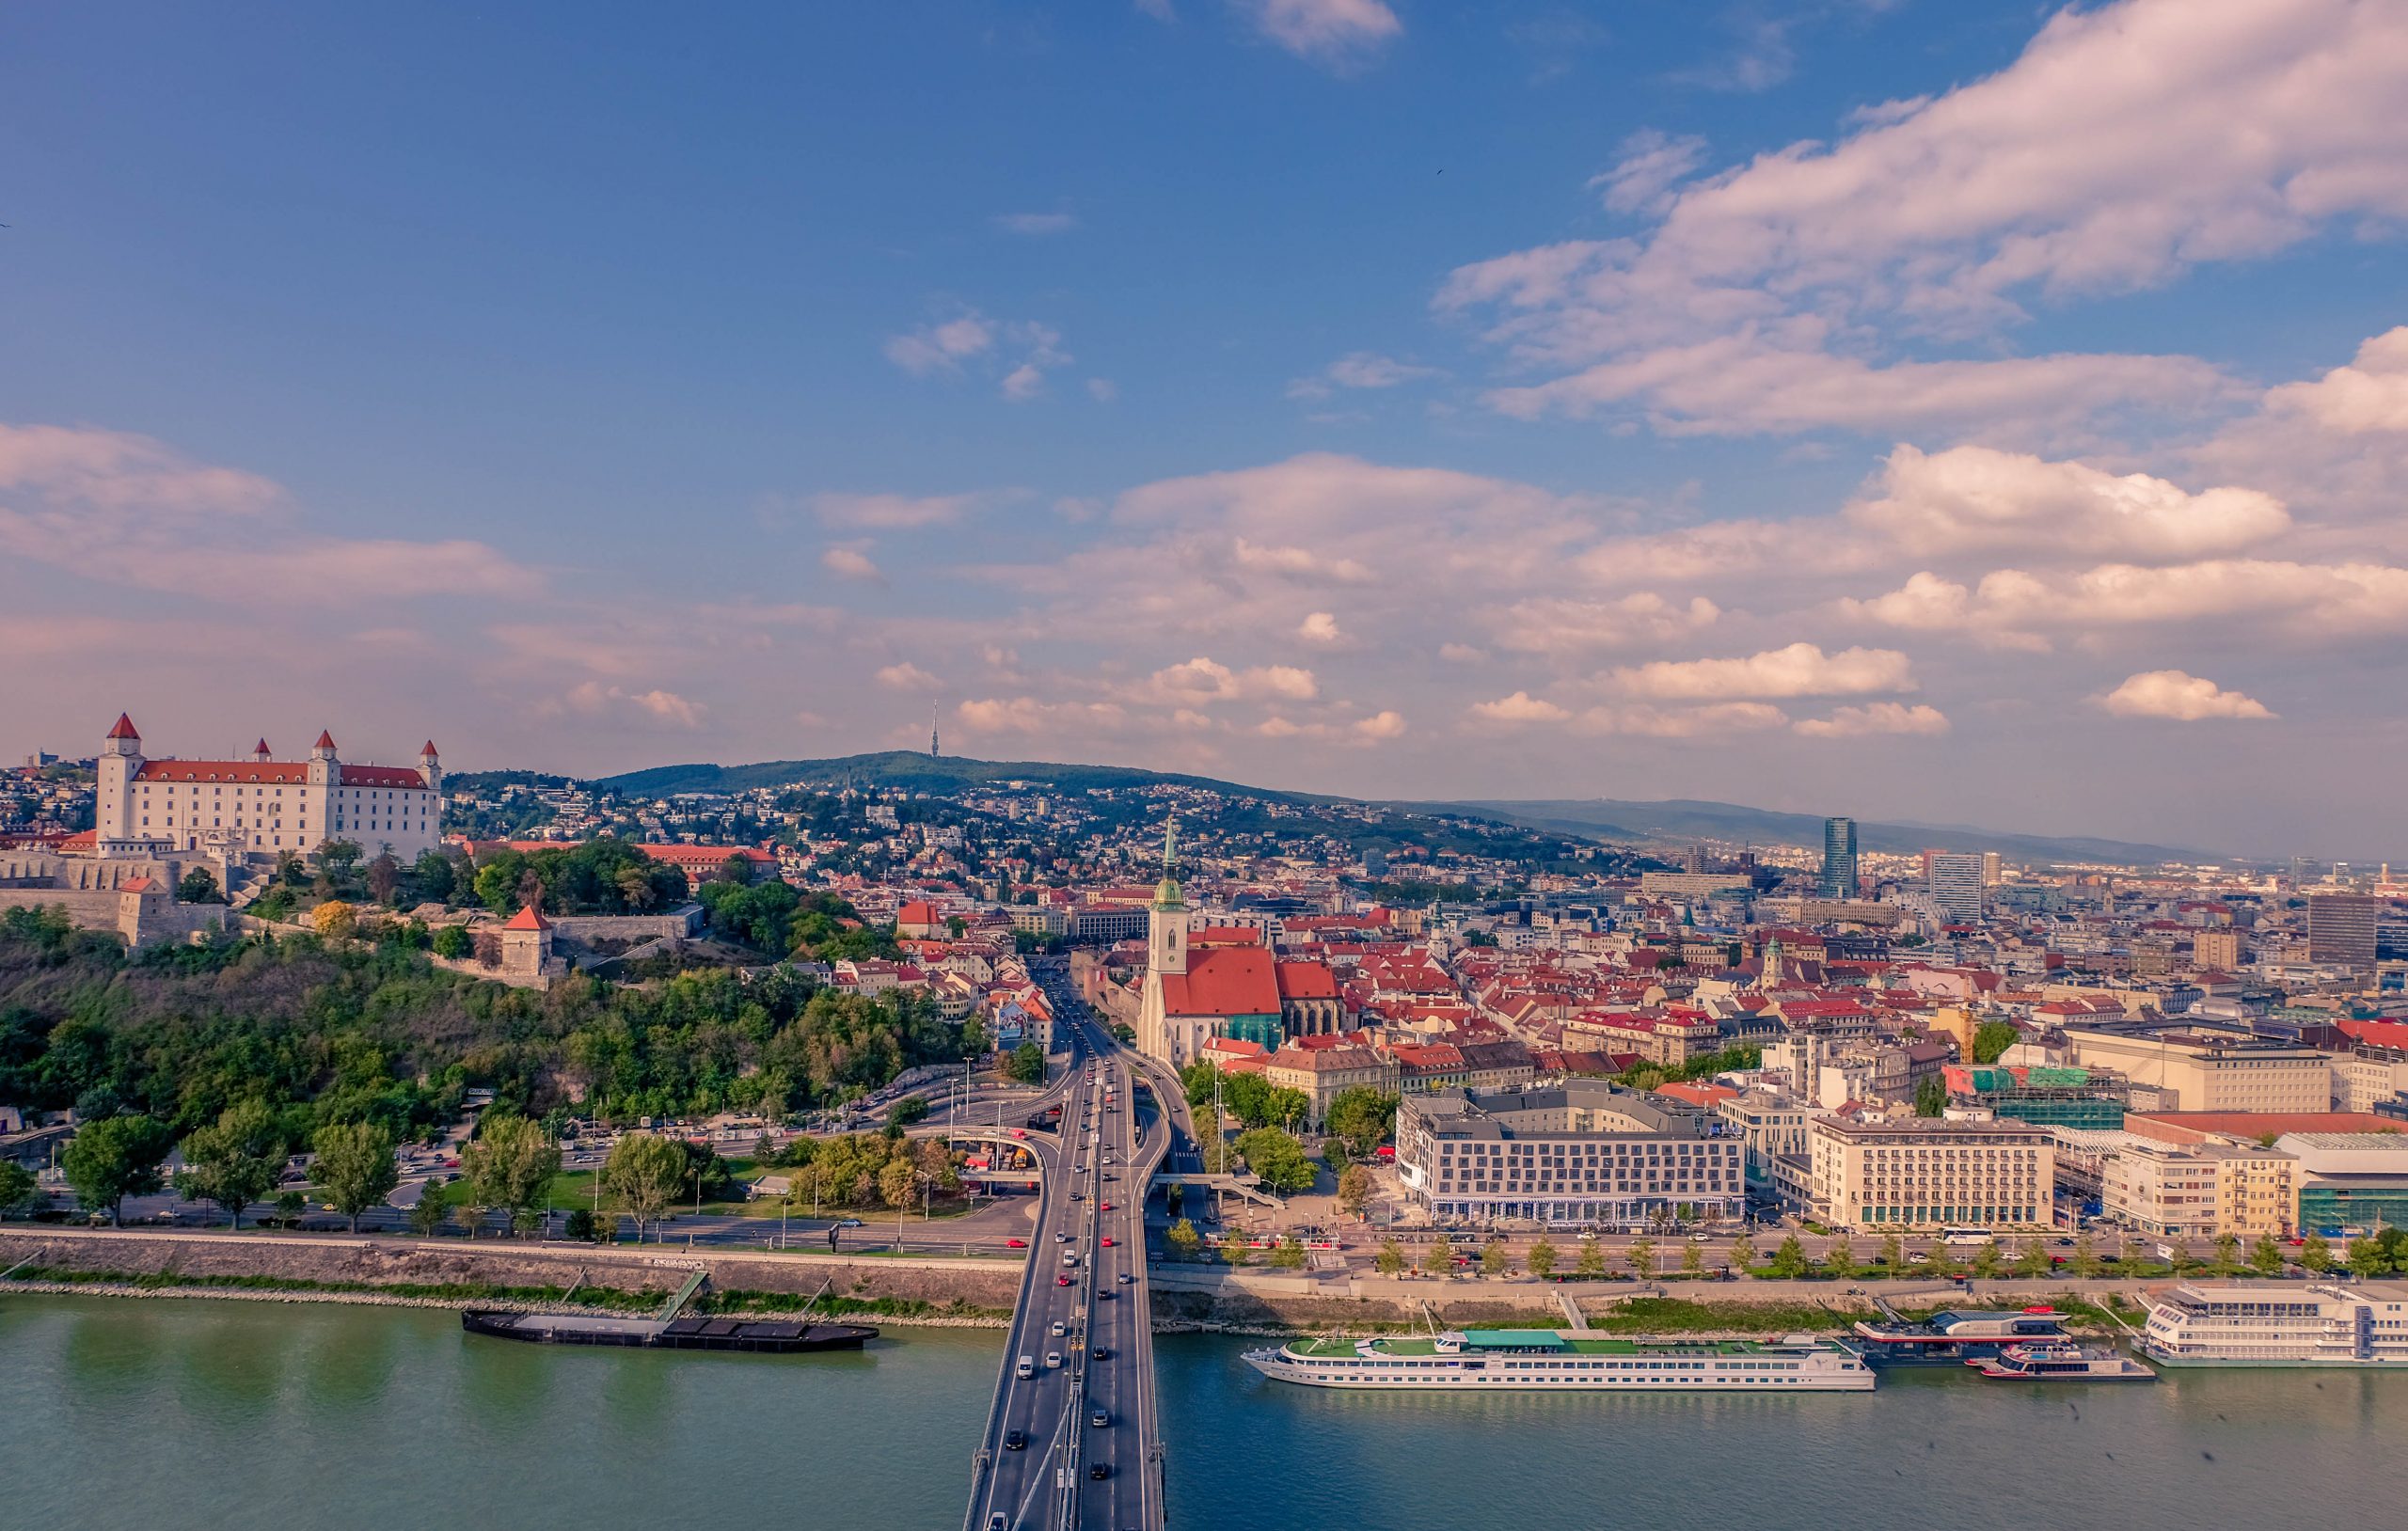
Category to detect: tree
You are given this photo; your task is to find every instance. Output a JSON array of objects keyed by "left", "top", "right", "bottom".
[
  {"left": 1628, "top": 1238, "right": 1657, "bottom": 1281},
  {"left": 62, "top": 1114, "right": 175, "bottom": 1224},
  {"left": 1180, "top": 1060, "right": 1219, "bottom": 1110},
  {"left": 1480, "top": 1239, "right": 1511, "bottom": 1278},
  {"left": 1575, "top": 1239, "right": 1608, "bottom": 1279},
  {"left": 1823, "top": 1235, "right": 1857, "bottom": 1280},
  {"left": 1913, "top": 1076, "right": 1947, "bottom": 1117},
  {"left": 1972, "top": 1240, "right": 2004, "bottom": 1279},
  {"left": 1972, "top": 1021, "right": 2021, "bottom": 1065},
  {"left": 563, "top": 1208, "right": 597, "bottom": 1242},
  {"left": 365, "top": 852, "right": 403, "bottom": 906},
  {"left": 1006, "top": 1043, "right": 1046, "bottom": 1085},
  {"left": 1337, "top": 1163, "right": 1373, "bottom": 1220},
  {"left": 1324, "top": 1087, "right": 1401, "bottom": 1157},
  {"left": 412, "top": 850, "right": 456, "bottom": 904},
  {"left": 1879, "top": 1233, "right": 1906, "bottom": 1274},
  {"left": 1765, "top": 1236, "right": 1808, "bottom": 1279},
  {"left": 1268, "top": 1236, "right": 1307, "bottom": 1271},
  {"left": 408, "top": 1182, "right": 450, "bottom": 1238},
  {"left": 2347, "top": 1236, "right": 2387, "bottom": 1279},
  {"left": 316, "top": 838, "right": 364, "bottom": 881},
  {"left": 603, "top": 1133, "right": 690, "bottom": 1243},
  {"left": 2250, "top": 1233, "right": 2284, "bottom": 1277},
  {"left": 879, "top": 1156, "right": 918, "bottom": 1212},
  {"left": 1375, "top": 1239, "right": 1406, "bottom": 1276},
  {"left": 461, "top": 1115, "right": 561, "bottom": 1238},
  {"left": 312, "top": 1121, "right": 399, "bottom": 1233},
  {"left": 2212, "top": 1233, "right": 2242, "bottom": 1277},
  {"left": 1221, "top": 1231, "right": 1250, "bottom": 1267},
  {"left": 2166, "top": 1239, "right": 2194, "bottom": 1274},
  {"left": 2017, "top": 1239, "right": 2051, "bottom": 1279},
  {"left": 1730, "top": 1233, "right": 1758, "bottom": 1272},
  {"left": 1529, "top": 1239, "right": 1559, "bottom": 1278},
  {"left": 0, "top": 1160, "right": 40, "bottom": 1216},
  {"left": 174, "top": 1100, "right": 284, "bottom": 1229},
  {"left": 1232, "top": 1128, "right": 1319, "bottom": 1196},
  {"left": 2071, "top": 1233, "right": 2100, "bottom": 1278},
  {"left": 311, "top": 900, "right": 357, "bottom": 940},
  {"left": 176, "top": 867, "right": 222, "bottom": 904},
  {"left": 431, "top": 923, "right": 472, "bottom": 959},
  {"left": 1680, "top": 1240, "right": 1703, "bottom": 1278},
  {"left": 2302, "top": 1234, "right": 2334, "bottom": 1274},
  {"left": 1165, "top": 1213, "right": 1204, "bottom": 1261},
  {"left": 886, "top": 1096, "right": 930, "bottom": 1130}
]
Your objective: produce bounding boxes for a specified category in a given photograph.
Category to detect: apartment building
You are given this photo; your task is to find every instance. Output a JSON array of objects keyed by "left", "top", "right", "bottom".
[
  {"left": 2102, "top": 1140, "right": 2293, "bottom": 1240},
  {"left": 2063, "top": 1026, "right": 2333, "bottom": 1113}
]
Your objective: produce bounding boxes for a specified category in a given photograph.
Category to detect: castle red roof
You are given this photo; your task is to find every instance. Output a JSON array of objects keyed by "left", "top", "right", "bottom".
[
  {"left": 253, "top": 739, "right": 271, "bottom": 755},
  {"left": 135, "top": 762, "right": 309, "bottom": 784},
  {"left": 315, "top": 730, "right": 338, "bottom": 750},
  {"left": 503, "top": 904, "right": 554, "bottom": 931},
  {"left": 107, "top": 713, "right": 140, "bottom": 740}
]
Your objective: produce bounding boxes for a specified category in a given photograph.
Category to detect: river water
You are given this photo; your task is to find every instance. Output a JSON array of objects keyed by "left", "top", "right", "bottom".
[{"left": 6, "top": 1295, "right": 2407, "bottom": 1530}]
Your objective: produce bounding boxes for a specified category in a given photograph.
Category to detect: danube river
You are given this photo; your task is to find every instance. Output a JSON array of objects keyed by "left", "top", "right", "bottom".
[{"left": 7, "top": 1294, "right": 2408, "bottom": 1529}]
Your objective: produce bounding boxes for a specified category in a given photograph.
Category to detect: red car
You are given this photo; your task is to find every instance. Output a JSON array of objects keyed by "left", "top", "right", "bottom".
[
  {"left": 1055, "top": 1274, "right": 1073, "bottom": 1286},
  {"left": 1101, "top": 1202, "right": 1113, "bottom": 1212},
  {"left": 1006, "top": 1238, "right": 1026, "bottom": 1248},
  {"left": 1101, "top": 1237, "right": 1115, "bottom": 1248}
]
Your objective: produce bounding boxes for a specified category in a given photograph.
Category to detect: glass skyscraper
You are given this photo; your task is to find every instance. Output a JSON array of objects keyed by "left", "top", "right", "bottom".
[{"left": 1819, "top": 816, "right": 1858, "bottom": 899}]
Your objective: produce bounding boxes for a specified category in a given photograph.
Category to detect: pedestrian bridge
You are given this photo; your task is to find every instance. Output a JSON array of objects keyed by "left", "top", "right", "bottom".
[{"left": 1151, "top": 1171, "right": 1284, "bottom": 1210}]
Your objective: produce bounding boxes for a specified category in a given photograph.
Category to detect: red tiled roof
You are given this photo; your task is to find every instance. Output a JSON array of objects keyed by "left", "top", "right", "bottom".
[
  {"left": 503, "top": 904, "right": 553, "bottom": 931},
  {"left": 342, "top": 766, "right": 432, "bottom": 789},
  {"left": 315, "top": 730, "right": 337, "bottom": 750},
  {"left": 1192, "top": 925, "right": 1262, "bottom": 947},
  {"left": 135, "top": 761, "right": 309, "bottom": 784},
  {"left": 107, "top": 713, "right": 140, "bottom": 740},
  {"left": 1274, "top": 960, "right": 1339, "bottom": 1000},
  {"left": 1159, "top": 945, "right": 1280, "bottom": 1018}
]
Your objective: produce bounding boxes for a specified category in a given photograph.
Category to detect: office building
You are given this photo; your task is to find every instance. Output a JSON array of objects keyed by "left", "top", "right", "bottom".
[
  {"left": 2062, "top": 1026, "right": 2333, "bottom": 1114},
  {"left": 1819, "top": 817, "right": 1859, "bottom": 900},
  {"left": 2307, "top": 891, "right": 2379, "bottom": 968},
  {"left": 1926, "top": 852, "right": 1986, "bottom": 923}
]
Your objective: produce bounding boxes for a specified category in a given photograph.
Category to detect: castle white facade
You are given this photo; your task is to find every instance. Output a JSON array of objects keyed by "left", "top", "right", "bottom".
[{"left": 93, "top": 714, "right": 444, "bottom": 862}]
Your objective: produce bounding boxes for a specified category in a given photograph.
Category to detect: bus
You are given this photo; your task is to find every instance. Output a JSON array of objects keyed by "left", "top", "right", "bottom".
[{"left": 1940, "top": 1226, "right": 1993, "bottom": 1248}]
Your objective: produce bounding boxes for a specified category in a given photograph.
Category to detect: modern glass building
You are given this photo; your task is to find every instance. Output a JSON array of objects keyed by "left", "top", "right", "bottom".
[{"left": 1819, "top": 816, "right": 1859, "bottom": 900}]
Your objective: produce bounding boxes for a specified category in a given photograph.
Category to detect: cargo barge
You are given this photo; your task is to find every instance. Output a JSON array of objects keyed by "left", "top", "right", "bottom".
[{"left": 462, "top": 1310, "right": 878, "bottom": 1353}]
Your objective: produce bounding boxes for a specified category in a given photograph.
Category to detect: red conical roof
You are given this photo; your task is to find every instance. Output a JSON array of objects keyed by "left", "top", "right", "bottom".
[
  {"left": 107, "top": 713, "right": 140, "bottom": 740},
  {"left": 502, "top": 904, "right": 553, "bottom": 931},
  {"left": 420, "top": 740, "right": 439, "bottom": 756},
  {"left": 314, "top": 730, "right": 337, "bottom": 750},
  {"left": 254, "top": 739, "right": 271, "bottom": 755}
]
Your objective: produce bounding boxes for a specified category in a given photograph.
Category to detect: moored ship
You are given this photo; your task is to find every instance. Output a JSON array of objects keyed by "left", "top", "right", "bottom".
[
  {"left": 1969, "top": 1340, "right": 2154, "bottom": 1381},
  {"left": 1851, "top": 1305, "right": 2072, "bottom": 1365},
  {"left": 1242, "top": 1329, "right": 1875, "bottom": 1391}
]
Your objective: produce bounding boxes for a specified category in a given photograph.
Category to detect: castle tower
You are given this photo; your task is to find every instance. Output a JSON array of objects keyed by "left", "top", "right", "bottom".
[
  {"left": 97, "top": 713, "right": 143, "bottom": 845},
  {"left": 419, "top": 740, "right": 442, "bottom": 796},
  {"left": 307, "top": 729, "right": 338, "bottom": 790},
  {"left": 252, "top": 739, "right": 272, "bottom": 763}
]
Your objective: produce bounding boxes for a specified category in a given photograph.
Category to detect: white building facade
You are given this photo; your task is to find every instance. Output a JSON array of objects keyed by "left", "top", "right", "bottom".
[{"left": 94, "top": 714, "right": 443, "bottom": 862}]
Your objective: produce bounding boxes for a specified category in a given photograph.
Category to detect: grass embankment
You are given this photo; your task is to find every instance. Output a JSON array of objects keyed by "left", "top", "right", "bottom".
[
  {"left": 429, "top": 1157, "right": 985, "bottom": 1222},
  {"left": 0, "top": 1263, "right": 1011, "bottom": 1322}
]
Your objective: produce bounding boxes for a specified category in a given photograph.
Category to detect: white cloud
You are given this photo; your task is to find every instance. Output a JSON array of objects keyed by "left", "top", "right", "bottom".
[
  {"left": 1001, "top": 364, "right": 1047, "bottom": 402},
  {"left": 1608, "top": 642, "right": 1918, "bottom": 701},
  {"left": 1288, "top": 352, "right": 1444, "bottom": 400},
  {"left": 1846, "top": 445, "right": 2289, "bottom": 563},
  {"left": 1591, "top": 130, "right": 1711, "bottom": 215},
  {"left": 561, "top": 682, "right": 706, "bottom": 729},
  {"left": 821, "top": 546, "right": 884, "bottom": 581},
  {"left": 993, "top": 212, "right": 1079, "bottom": 236},
  {"left": 1469, "top": 691, "right": 1572, "bottom": 724},
  {"left": 1135, "top": 0, "right": 1175, "bottom": 19},
  {"left": 1244, "top": 0, "right": 1402, "bottom": 64},
  {"left": 955, "top": 696, "right": 1130, "bottom": 735},
  {"left": 1141, "top": 655, "right": 1320, "bottom": 704},
  {"left": 875, "top": 662, "right": 942, "bottom": 691},
  {"left": 2100, "top": 670, "right": 2277, "bottom": 720},
  {"left": 1230, "top": 536, "right": 1373, "bottom": 583},
  {"left": 1443, "top": 0, "right": 2408, "bottom": 437},
  {"left": 2263, "top": 325, "right": 2408, "bottom": 434},
  {"left": 812, "top": 490, "right": 990, "bottom": 529},
  {"left": 1574, "top": 702, "right": 1792, "bottom": 737},
  {"left": 1353, "top": 709, "right": 1407, "bottom": 741},
  {"left": 883, "top": 314, "right": 996, "bottom": 376},
  {"left": 1087, "top": 378, "right": 1119, "bottom": 403},
  {"left": 1794, "top": 702, "right": 1952, "bottom": 738},
  {"left": 1439, "top": 642, "right": 1488, "bottom": 663},
  {"left": 1487, "top": 592, "right": 1720, "bottom": 655},
  {"left": 1847, "top": 560, "right": 2408, "bottom": 645},
  {"left": 1297, "top": 610, "right": 1344, "bottom": 643}
]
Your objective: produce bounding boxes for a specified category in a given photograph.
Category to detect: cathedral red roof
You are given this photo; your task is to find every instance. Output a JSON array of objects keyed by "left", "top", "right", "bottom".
[{"left": 1158, "top": 945, "right": 1281, "bottom": 1018}]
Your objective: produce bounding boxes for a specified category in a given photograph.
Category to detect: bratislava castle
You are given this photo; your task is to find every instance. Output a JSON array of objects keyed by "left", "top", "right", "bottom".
[{"left": 93, "top": 713, "right": 443, "bottom": 861}]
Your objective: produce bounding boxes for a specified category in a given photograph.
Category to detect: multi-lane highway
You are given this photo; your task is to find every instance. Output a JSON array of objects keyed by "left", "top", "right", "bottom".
[{"left": 965, "top": 980, "right": 1169, "bottom": 1531}]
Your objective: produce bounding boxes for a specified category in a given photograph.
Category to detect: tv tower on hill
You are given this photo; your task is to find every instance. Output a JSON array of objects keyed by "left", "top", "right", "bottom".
[{"left": 929, "top": 702, "right": 941, "bottom": 760}]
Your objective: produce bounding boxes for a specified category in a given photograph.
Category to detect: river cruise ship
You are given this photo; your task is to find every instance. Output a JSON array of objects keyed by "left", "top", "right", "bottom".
[
  {"left": 1969, "top": 1340, "right": 2155, "bottom": 1381},
  {"left": 2141, "top": 1280, "right": 2408, "bottom": 1367},
  {"left": 1242, "top": 1329, "right": 1875, "bottom": 1391}
]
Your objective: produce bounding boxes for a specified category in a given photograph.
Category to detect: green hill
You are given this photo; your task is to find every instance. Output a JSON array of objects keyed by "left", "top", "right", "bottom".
[{"left": 597, "top": 750, "right": 1347, "bottom": 804}]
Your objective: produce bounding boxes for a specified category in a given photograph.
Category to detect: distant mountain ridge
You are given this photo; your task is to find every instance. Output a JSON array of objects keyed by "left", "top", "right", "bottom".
[
  {"left": 588, "top": 751, "right": 2214, "bottom": 867},
  {"left": 1450, "top": 797, "right": 2218, "bottom": 866}
]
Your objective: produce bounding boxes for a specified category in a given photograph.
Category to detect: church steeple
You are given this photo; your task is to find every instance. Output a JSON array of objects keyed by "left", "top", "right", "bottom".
[{"left": 1153, "top": 813, "right": 1184, "bottom": 909}]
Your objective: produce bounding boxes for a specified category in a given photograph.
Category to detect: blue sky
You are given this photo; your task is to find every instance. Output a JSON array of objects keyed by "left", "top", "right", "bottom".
[{"left": 5, "top": 1, "right": 2406, "bottom": 859}]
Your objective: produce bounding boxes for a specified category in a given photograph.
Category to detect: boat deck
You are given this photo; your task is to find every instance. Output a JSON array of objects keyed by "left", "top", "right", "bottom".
[{"left": 1290, "top": 1334, "right": 1814, "bottom": 1360}]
